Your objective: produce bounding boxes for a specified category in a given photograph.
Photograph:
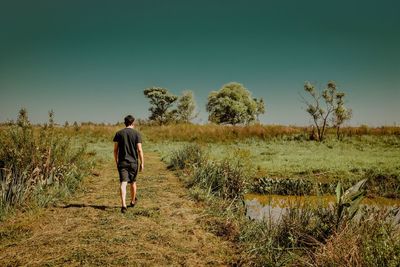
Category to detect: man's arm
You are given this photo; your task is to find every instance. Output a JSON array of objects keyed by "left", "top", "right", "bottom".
[
  {"left": 137, "top": 143, "right": 144, "bottom": 171},
  {"left": 114, "top": 143, "right": 119, "bottom": 166}
]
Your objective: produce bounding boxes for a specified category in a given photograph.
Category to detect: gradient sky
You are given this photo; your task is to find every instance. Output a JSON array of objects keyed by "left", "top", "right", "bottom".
[{"left": 1, "top": 0, "right": 399, "bottom": 126}]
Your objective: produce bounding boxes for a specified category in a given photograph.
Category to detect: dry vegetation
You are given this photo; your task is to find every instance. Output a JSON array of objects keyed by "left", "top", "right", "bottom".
[
  {"left": 139, "top": 123, "right": 400, "bottom": 143},
  {"left": 0, "top": 152, "right": 235, "bottom": 266},
  {"left": 1, "top": 120, "right": 399, "bottom": 266},
  {"left": 167, "top": 143, "right": 400, "bottom": 266}
]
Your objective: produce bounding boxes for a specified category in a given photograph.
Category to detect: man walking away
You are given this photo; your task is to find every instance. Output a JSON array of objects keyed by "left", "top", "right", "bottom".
[{"left": 113, "top": 115, "right": 144, "bottom": 213}]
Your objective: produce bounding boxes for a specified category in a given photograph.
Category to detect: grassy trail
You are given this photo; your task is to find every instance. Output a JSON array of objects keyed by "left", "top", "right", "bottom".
[{"left": 0, "top": 152, "right": 234, "bottom": 266}]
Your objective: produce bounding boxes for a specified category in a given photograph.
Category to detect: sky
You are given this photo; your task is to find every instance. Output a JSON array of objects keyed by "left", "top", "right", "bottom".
[{"left": 1, "top": 0, "right": 399, "bottom": 126}]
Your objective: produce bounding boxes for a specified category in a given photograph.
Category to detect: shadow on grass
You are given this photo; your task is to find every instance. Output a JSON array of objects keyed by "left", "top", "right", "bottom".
[{"left": 62, "top": 203, "right": 120, "bottom": 210}]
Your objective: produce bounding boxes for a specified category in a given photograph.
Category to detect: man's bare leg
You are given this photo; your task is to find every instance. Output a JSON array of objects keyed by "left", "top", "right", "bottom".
[
  {"left": 120, "top": 181, "right": 128, "bottom": 208},
  {"left": 130, "top": 182, "right": 137, "bottom": 204}
]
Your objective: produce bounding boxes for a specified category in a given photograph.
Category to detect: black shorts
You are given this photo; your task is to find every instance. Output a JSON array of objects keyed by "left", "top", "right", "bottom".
[{"left": 117, "top": 161, "right": 138, "bottom": 183}]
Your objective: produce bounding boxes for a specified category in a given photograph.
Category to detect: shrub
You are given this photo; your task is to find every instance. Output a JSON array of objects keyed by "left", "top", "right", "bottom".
[
  {"left": 168, "top": 143, "right": 206, "bottom": 170},
  {"left": 252, "top": 177, "right": 314, "bottom": 195},
  {"left": 310, "top": 209, "right": 400, "bottom": 267},
  {"left": 0, "top": 109, "right": 91, "bottom": 217},
  {"left": 192, "top": 150, "right": 253, "bottom": 200},
  {"left": 238, "top": 201, "right": 400, "bottom": 266}
]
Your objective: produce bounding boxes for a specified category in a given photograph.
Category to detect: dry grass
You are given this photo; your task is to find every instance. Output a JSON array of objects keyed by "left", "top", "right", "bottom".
[
  {"left": 139, "top": 124, "right": 400, "bottom": 142},
  {"left": 2, "top": 123, "right": 400, "bottom": 144},
  {"left": 312, "top": 225, "right": 364, "bottom": 267},
  {"left": 0, "top": 152, "right": 235, "bottom": 266}
]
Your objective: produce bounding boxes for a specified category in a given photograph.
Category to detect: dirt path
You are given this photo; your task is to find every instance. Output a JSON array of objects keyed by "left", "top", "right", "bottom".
[{"left": 0, "top": 153, "right": 234, "bottom": 266}]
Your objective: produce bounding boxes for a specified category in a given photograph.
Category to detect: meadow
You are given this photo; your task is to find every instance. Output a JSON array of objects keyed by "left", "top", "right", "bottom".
[
  {"left": 1, "top": 121, "right": 400, "bottom": 266},
  {"left": 146, "top": 126, "right": 400, "bottom": 198},
  {"left": 159, "top": 126, "right": 399, "bottom": 266}
]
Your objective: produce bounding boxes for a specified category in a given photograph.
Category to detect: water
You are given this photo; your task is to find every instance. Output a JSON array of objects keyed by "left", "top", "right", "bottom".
[{"left": 244, "top": 194, "right": 400, "bottom": 222}]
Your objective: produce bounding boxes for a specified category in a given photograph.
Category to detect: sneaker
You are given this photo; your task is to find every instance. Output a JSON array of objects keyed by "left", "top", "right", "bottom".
[
  {"left": 130, "top": 197, "right": 138, "bottom": 207},
  {"left": 121, "top": 206, "right": 127, "bottom": 213}
]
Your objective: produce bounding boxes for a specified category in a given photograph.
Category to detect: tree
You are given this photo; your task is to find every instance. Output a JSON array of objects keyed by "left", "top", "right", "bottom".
[
  {"left": 143, "top": 87, "right": 178, "bottom": 125},
  {"left": 206, "top": 82, "right": 265, "bottom": 125},
  {"left": 333, "top": 92, "right": 352, "bottom": 139},
  {"left": 73, "top": 121, "right": 80, "bottom": 132},
  {"left": 254, "top": 97, "right": 266, "bottom": 122},
  {"left": 17, "top": 108, "right": 30, "bottom": 127},
  {"left": 302, "top": 81, "right": 351, "bottom": 141},
  {"left": 175, "top": 90, "right": 197, "bottom": 123}
]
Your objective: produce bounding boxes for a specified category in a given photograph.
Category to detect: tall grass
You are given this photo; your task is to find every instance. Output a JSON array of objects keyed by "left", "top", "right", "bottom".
[
  {"left": 23, "top": 122, "right": 399, "bottom": 144},
  {"left": 169, "top": 144, "right": 253, "bottom": 200},
  {"left": 238, "top": 204, "right": 400, "bottom": 266},
  {"left": 169, "top": 144, "right": 400, "bottom": 266},
  {"left": 0, "top": 110, "right": 92, "bottom": 218},
  {"left": 138, "top": 123, "right": 400, "bottom": 143},
  {"left": 168, "top": 143, "right": 206, "bottom": 170}
]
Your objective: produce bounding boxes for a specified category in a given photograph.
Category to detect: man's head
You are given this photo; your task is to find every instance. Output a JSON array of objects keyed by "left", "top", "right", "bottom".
[{"left": 124, "top": 115, "right": 135, "bottom": 127}]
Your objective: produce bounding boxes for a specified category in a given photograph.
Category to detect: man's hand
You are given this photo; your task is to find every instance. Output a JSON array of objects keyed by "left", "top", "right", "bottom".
[
  {"left": 114, "top": 143, "right": 119, "bottom": 167},
  {"left": 137, "top": 143, "right": 144, "bottom": 173}
]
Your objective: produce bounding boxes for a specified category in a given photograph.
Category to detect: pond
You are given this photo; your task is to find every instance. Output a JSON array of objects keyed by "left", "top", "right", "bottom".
[{"left": 244, "top": 194, "right": 400, "bottom": 222}]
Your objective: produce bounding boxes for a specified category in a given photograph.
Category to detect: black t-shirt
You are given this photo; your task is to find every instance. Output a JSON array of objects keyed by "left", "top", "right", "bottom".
[{"left": 113, "top": 128, "right": 142, "bottom": 164}]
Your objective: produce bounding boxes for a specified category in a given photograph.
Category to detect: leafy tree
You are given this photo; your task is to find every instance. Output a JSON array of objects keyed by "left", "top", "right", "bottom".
[
  {"left": 143, "top": 87, "right": 178, "bottom": 125},
  {"left": 206, "top": 82, "right": 265, "bottom": 125},
  {"left": 175, "top": 90, "right": 197, "bottom": 123},
  {"left": 333, "top": 92, "right": 352, "bottom": 139},
  {"left": 303, "top": 81, "right": 351, "bottom": 141}
]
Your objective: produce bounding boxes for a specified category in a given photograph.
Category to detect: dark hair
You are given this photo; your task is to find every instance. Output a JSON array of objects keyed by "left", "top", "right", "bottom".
[{"left": 124, "top": 115, "right": 135, "bottom": 127}]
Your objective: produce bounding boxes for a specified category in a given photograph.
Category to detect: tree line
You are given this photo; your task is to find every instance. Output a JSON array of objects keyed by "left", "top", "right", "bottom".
[{"left": 143, "top": 81, "right": 351, "bottom": 141}]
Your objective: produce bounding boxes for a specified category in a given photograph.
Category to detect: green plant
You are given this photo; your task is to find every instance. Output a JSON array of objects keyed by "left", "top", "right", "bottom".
[
  {"left": 143, "top": 87, "right": 178, "bottom": 125},
  {"left": 309, "top": 208, "right": 400, "bottom": 266},
  {"left": 168, "top": 143, "right": 206, "bottom": 170},
  {"left": 206, "top": 82, "right": 265, "bottom": 125},
  {"left": 175, "top": 90, "right": 197, "bottom": 123},
  {"left": 0, "top": 109, "right": 91, "bottom": 218},
  {"left": 303, "top": 81, "right": 351, "bottom": 141},
  {"left": 253, "top": 177, "right": 314, "bottom": 195},
  {"left": 335, "top": 178, "right": 367, "bottom": 229},
  {"left": 192, "top": 151, "right": 253, "bottom": 200}
]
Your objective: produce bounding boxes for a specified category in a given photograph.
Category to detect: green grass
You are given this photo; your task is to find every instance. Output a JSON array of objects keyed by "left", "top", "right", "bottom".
[
  {"left": 153, "top": 136, "right": 400, "bottom": 183},
  {"left": 151, "top": 135, "right": 400, "bottom": 197},
  {"left": 167, "top": 142, "right": 400, "bottom": 266}
]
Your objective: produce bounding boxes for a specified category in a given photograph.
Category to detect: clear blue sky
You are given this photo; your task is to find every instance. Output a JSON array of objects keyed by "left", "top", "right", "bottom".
[{"left": 1, "top": 0, "right": 399, "bottom": 126}]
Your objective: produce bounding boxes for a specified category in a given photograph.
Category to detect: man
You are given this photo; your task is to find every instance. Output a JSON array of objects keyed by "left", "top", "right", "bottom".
[{"left": 113, "top": 115, "right": 144, "bottom": 213}]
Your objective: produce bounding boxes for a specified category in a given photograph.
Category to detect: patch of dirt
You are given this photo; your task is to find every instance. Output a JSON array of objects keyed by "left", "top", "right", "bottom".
[{"left": 0, "top": 153, "right": 235, "bottom": 266}]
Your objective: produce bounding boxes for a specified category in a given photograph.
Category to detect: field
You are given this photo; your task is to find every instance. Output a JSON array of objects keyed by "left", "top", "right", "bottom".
[
  {"left": 1, "top": 123, "right": 400, "bottom": 266},
  {"left": 148, "top": 128, "right": 400, "bottom": 198},
  {"left": 153, "top": 137, "right": 400, "bottom": 181}
]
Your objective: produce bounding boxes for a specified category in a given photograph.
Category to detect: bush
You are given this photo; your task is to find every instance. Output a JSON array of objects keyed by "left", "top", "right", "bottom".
[
  {"left": 0, "top": 109, "right": 91, "bottom": 218},
  {"left": 310, "top": 209, "right": 400, "bottom": 267},
  {"left": 192, "top": 150, "right": 253, "bottom": 200},
  {"left": 168, "top": 143, "right": 206, "bottom": 170},
  {"left": 238, "top": 202, "right": 400, "bottom": 266},
  {"left": 253, "top": 177, "right": 314, "bottom": 195}
]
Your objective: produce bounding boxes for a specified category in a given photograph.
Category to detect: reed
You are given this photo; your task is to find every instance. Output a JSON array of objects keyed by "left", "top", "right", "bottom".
[{"left": 0, "top": 110, "right": 92, "bottom": 218}]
